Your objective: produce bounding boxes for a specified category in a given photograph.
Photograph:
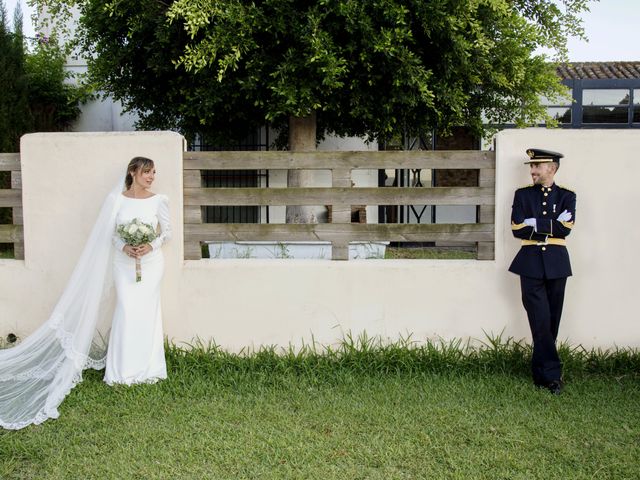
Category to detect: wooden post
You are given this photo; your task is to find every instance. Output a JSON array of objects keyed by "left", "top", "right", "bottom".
[
  {"left": 477, "top": 166, "right": 495, "bottom": 260},
  {"left": 286, "top": 113, "right": 318, "bottom": 224},
  {"left": 331, "top": 168, "right": 351, "bottom": 260},
  {"left": 11, "top": 170, "right": 24, "bottom": 259},
  {"left": 183, "top": 169, "right": 203, "bottom": 260}
]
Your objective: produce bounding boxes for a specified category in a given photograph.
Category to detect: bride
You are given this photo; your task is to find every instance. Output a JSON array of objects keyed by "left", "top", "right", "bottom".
[{"left": 0, "top": 157, "right": 171, "bottom": 429}]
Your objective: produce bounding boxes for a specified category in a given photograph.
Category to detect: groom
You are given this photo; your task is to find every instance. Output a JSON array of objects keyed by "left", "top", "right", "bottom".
[{"left": 509, "top": 148, "right": 576, "bottom": 395}]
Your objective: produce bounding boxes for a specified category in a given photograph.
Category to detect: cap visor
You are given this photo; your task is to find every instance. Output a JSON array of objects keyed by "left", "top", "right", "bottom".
[{"left": 524, "top": 159, "right": 555, "bottom": 164}]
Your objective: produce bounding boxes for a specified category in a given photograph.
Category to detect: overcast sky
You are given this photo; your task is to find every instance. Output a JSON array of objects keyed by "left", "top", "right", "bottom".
[{"left": 3, "top": 0, "right": 639, "bottom": 62}]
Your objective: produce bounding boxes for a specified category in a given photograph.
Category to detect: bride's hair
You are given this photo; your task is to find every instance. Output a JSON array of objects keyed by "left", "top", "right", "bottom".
[{"left": 125, "top": 156, "right": 155, "bottom": 190}]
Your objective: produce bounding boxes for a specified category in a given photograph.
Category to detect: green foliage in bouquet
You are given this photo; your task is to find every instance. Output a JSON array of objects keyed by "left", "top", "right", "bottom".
[{"left": 116, "top": 218, "right": 157, "bottom": 247}]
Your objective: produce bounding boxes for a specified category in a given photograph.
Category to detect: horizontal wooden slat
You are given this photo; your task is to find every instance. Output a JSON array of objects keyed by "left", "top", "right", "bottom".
[
  {"left": 184, "top": 150, "right": 495, "bottom": 170},
  {"left": 0, "top": 224, "right": 23, "bottom": 243},
  {"left": 185, "top": 223, "right": 494, "bottom": 243},
  {"left": 0, "top": 189, "right": 22, "bottom": 207},
  {"left": 0, "top": 153, "right": 20, "bottom": 171},
  {"left": 184, "top": 187, "right": 494, "bottom": 207}
]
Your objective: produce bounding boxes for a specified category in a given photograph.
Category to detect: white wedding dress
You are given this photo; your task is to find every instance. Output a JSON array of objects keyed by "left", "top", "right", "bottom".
[
  {"left": 0, "top": 180, "right": 171, "bottom": 430},
  {"left": 105, "top": 194, "right": 171, "bottom": 385}
]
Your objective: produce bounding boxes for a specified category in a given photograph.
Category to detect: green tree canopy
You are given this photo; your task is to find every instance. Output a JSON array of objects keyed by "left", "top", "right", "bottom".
[
  {"left": 48, "top": 0, "right": 589, "bottom": 145},
  {"left": 25, "top": 39, "right": 84, "bottom": 132},
  {"left": 0, "top": 1, "right": 28, "bottom": 152},
  {"left": 0, "top": 0, "right": 82, "bottom": 152}
]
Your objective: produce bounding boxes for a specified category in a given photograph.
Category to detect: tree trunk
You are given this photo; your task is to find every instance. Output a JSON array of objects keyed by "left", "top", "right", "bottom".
[{"left": 286, "top": 112, "right": 319, "bottom": 224}]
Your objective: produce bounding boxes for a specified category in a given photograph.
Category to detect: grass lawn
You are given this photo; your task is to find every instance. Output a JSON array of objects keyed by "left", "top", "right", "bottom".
[
  {"left": 1, "top": 340, "right": 638, "bottom": 479},
  {"left": 384, "top": 247, "right": 475, "bottom": 260}
]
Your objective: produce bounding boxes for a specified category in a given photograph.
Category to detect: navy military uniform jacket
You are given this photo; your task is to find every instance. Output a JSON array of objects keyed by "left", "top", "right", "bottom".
[{"left": 509, "top": 183, "right": 576, "bottom": 279}]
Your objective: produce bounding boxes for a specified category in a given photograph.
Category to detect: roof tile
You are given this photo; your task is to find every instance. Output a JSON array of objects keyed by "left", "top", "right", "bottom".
[{"left": 557, "top": 62, "right": 640, "bottom": 80}]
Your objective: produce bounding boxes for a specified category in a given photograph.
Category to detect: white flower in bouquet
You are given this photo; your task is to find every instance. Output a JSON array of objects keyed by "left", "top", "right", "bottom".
[
  {"left": 116, "top": 218, "right": 158, "bottom": 282},
  {"left": 117, "top": 218, "right": 157, "bottom": 247}
]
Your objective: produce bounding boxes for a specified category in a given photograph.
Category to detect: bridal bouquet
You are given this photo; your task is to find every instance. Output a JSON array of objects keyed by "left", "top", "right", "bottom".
[{"left": 117, "top": 218, "right": 157, "bottom": 282}]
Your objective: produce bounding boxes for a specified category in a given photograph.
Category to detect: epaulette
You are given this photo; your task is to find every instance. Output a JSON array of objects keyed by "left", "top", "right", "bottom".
[
  {"left": 517, "top": 184, "right": 534, "bottom": 190},
  {"left": 557, "top": 184, "right": 575, "bottom": 193}
]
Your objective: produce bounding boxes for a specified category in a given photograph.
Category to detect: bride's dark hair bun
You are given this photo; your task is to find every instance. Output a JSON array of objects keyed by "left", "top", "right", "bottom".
[{"left": 125, "top": 156, "right": 155, "bottom": 190}]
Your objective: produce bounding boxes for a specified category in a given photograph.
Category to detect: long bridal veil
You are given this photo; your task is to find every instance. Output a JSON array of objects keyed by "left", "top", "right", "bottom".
[{"left": 0, "top": 178, "right": 125, "bottom": 430}]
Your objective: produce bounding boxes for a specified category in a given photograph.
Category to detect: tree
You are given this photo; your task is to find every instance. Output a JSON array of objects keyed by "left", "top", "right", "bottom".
[
  {"left": 0, "top": 0, "right": 82, "bottom": 152},
  {"left": 47, "top": 0, "right": 590, "bottom": 221},
  {"left": 0, "top": 0, "right": 82, "bottom": 235},
  {"left": 24, "top": 38, "right": 84, "bottom": 132},
  {"left": 0, "top": 0, "right": 28, "bottom": 153},
  {"left": 50, "top": 0, "right": 590, "bottom": 138}
]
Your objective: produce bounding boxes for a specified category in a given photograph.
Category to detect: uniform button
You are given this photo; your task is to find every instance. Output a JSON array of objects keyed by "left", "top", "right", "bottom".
[
  {"left": 543, "top": 211, "right": 547, "bottom": 215},
  {"left": 542, "top": 202, "right": 547, "bottom": 206},
  {"left": 542, "top": 247, "right": 546, "bottom": 251},
  {"left": 544, "top": 193, "right": 548, "bottom": 197}
]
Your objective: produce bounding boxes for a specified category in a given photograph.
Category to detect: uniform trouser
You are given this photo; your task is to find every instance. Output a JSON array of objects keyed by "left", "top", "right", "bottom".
[{"left": 520, "top": 275, "right": 567, "bottom": 385}]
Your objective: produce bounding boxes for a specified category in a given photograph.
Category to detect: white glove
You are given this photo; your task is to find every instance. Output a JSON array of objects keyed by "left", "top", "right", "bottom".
[
  {"left": 557, "top": 210, "right": 572, "bottom": 222},
  {"left": 524, "top": 218, "right": 536, "bottom": 228}
]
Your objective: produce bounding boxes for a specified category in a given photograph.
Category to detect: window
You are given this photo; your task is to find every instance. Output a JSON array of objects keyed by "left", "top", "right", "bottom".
[
  {"left": 540, "top": 95, "right": 572, "bottom": 124},
  {"left": 634, "top": 89, "right": 640, "bottom": 123},
  {"left": 582, "top": 89, "right": 630, "bottom": 124},
  {"left": 546, "top": 107, "right": 572, "bottom": 124}
]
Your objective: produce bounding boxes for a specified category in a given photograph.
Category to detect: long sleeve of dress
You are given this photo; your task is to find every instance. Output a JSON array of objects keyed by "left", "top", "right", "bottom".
[{"left": 150, "top": 195, "right": 171, "bottom": 250}]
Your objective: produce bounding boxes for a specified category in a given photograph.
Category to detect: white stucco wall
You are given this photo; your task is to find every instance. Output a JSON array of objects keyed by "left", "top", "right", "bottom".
[
  {"left": 1, "top": 132, "right": 185, "bottom": 338},
  {"left": 1, "top": 129, "right": 638, "bottom": 350}
]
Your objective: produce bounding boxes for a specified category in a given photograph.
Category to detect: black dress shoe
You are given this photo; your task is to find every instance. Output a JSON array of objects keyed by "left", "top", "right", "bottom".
[{"left": 545, "top": 380, "right": 564, "bottom": 395}]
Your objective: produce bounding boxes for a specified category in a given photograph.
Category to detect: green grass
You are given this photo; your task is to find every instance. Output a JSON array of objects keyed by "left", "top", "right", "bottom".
[
  {"left": 385, "top": 246, "right": 476, "bottom": 259},
  {"left": 1, "top": 336, "right": 639, "bottom": 479}
]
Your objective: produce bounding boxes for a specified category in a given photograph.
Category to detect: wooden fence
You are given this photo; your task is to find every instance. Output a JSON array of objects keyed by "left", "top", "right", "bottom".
[
  {"left": 0, "top": 150, "right": 495, "bottom": 262},
  {"left": 0, "top": 153, "right": 23, "bottom": 259},
  {"left": 183, "top": 150, "right": 495, "bottom": 260}
]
